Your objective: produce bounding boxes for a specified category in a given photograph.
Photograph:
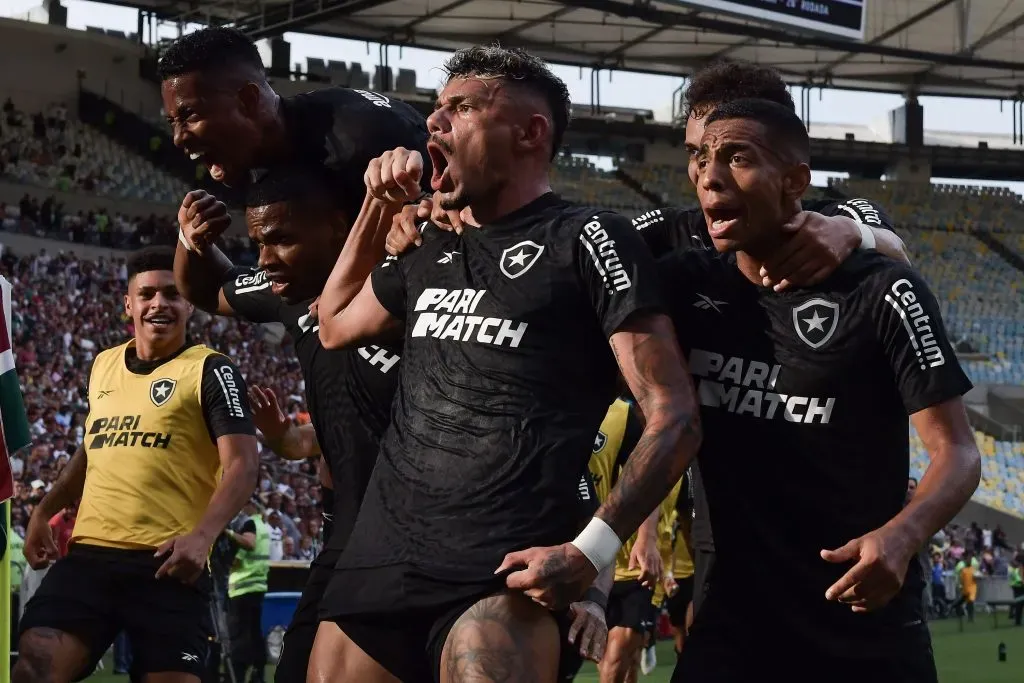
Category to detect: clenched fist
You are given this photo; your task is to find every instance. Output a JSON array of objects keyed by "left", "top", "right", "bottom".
[
  {"left": 177, "top": 190, "right": 230, "bottom": 255},
  {"left": 364, "top": 147, "right": 424, "bottom": 206}
]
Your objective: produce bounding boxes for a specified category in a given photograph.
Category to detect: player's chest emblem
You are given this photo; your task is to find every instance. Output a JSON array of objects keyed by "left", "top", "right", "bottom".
[
  {"left": 500, "top": 240, "right": 545, "bottom": 279},
  {"left": 150, "top": 378, "right": 177, "bottom": 407},
  {"left": 593, "top": 431, "right": 607, "bottom": 453},
  {"left": 792, "top": 298, "right": 840, "bottom": 350}
]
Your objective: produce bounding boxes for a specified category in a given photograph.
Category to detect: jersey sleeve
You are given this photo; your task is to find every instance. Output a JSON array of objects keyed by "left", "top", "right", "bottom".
[
  {"left": 576, "top": 471, "right": 600, "bottom": 529},
  {"left": 633, "top": 206, "right": 709, "bottom": 257},
  {"left": 871, "top": 265, "right": 973, "bottom": 414},
  {"left": 200, "top": 355, "right": 257, "bottom": 440},
  {"left": 221, "top": 267, "right": 285, "bottom": 324},
  {"left": 576, "top": 211, "right": 666, "bottom": 337},
  {"left": 818, "top": 197, "right": 894, "bottom": 232},
  {"left": 370, "top": 254, "right": 408, "bottom": 320}
]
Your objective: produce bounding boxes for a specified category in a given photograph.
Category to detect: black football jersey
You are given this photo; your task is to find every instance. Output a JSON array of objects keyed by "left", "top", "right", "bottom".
[
  {"left": 657, "top": 248, "right": 972, "bottom": 655},
  {"left": 223, "top": 269, "right": 401, "bottom": 562},
  {"left": 338, "top": 193, "right": 664, "bottom": 596},
  {"left": 636, "top": 196, "right": 895, "bottom": 554},
  {"left": 633, "top": 197, "right": 894, "bottom": 258},
  {"left": 256, "top": 87, "right": 431, "bottom": 214}
]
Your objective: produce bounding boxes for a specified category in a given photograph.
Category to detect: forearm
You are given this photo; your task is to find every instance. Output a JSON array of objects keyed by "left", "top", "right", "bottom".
[
  {"left": 887, "top": 445, "right": 980, "bottom": 550},
  {"left": 174, "top": 241, "right": 234, "bottom": 313},
  {"left": 869, "top": 227, "right": 911, "bottom": 265},
  {"left": 35, "top": 447, "right": 86, "bottom": 518},
  {"left": 597, "top": 412, "right": 700, "bottom": 541},
  {"left": 637, "top": 506, "right": 659, "bottom": 544},
  {"left": 267, "top": 423, "right": 320, "bottom": 461},
  {"left": 319, "top": 193, "right": 400, "bottom": 324},
  {"left": 193, "top": 452, "right": 258, "bottom": 542}
]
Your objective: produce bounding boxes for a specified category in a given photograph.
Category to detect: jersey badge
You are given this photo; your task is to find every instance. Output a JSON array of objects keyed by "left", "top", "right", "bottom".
[
  {"left": 500, "top": 240, "right": 545, "bottom": 279},
  {"left": 150, "top": 378, "right": 177, "bottom": 407},
  {"left": 593, "top": 431, "right": 607, "bottom": 453},
  {"left": 792, "top": 298, "right": 839, "bottom": 350}
]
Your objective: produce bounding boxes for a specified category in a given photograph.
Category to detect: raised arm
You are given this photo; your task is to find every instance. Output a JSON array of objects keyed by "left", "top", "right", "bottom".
[
  {"left": 174, "top": 190, "right": 238, "bottom": 315},
  {"left": 319, "top": 148, "right": 426, "bottom": 349}
]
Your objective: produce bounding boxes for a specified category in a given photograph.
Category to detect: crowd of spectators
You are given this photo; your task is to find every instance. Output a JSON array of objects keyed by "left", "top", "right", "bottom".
[{"left": 2, "top": 246, "right": 319, "bottom": 565}]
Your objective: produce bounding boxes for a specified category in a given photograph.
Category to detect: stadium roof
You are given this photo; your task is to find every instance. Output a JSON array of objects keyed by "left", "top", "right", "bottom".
[{"left": 130, "top": 0, "right": 1024, "bottom": 99}]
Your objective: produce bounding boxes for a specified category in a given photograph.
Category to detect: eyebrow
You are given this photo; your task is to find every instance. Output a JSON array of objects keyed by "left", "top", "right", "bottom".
[{"left": 434, "top": 93, "right": 478, "bottom": 111}]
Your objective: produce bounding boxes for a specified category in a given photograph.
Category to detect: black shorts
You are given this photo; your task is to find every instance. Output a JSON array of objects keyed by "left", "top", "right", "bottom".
[
  {"left": 19, "top": 544, "right": 213, "bottom": 682},
  {"left": 322, "top": 565, "right": 572, "bottom": 683},
  {"left": 607, "top": 580, "right": 655, "bottom": 632},
  {"left": 692, "top": 548, "right": 715, "bottom": 616},
  {"left": 274, "top": 550, "right": 339, "bottom": 683},
  {"left": 666, "top": 575, "right": 694, "bottom": 627}
]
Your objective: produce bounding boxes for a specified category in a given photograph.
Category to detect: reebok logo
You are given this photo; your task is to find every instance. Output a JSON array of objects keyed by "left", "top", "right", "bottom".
[
  {"left": 884, "top": 279, "right": 945, "bottom": 369},
  {"left": 411, "top": 288, "right": 528, "bottom": 348},
  {"left": 181, "top": 652, "right": 199, "bottom": 663},
  {"left": 437, "top": 251, "right": 460, "bottom": 265},
  {"left": 96, "top": 390, "right": 114, "bottom": 399},
  {"left": 693, "top": 294, "right": 727, "bottom": 313}
]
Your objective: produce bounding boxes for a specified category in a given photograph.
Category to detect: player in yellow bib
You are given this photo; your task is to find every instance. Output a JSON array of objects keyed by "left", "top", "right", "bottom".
[
  {"left": 589, "top": 397, "right": 670, "bottom": 683},
  {"left": 15, "top": 246, "right": 260, "bottom": 683}
]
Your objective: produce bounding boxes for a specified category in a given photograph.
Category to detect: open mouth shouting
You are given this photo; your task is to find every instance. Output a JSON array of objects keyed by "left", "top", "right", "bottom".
[
  {"left": 427, "top": 138, "right": 454, "bottom": 193},
  {"left": 704, "top": 204, "right": 746, "bottom": 239},
  {"left": 186, "top": 147, "right": 226, "bottom": 183}
]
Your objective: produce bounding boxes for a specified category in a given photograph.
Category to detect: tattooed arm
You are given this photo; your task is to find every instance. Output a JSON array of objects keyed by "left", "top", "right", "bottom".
[
  {"left": 598, "top": 313, "right": 701, "bottom": 540},
  {"left": 499, "top": 313, "right": 701, "bottom": 608}
]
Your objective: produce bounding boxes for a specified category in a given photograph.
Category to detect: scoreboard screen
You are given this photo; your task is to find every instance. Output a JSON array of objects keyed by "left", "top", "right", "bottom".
[{"left": 677, "top": 0, "right": 866, "bottom": 41}]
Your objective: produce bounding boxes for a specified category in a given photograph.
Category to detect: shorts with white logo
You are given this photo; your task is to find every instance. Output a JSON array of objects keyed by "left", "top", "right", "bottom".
[
  {"left": 606, "top": 580, "right": 655, "bottom": 632},
  {"left": 19, "top": 544, "right": 213, "bottom": 681}
]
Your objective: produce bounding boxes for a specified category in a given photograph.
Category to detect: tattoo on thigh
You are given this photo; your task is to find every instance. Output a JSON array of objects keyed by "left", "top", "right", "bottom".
[
  {"left": 444, "top": 598, "right": 541, "bottom": 683},
  {"left": 13, "top": 627, "right": 69, "bottom": 683}
]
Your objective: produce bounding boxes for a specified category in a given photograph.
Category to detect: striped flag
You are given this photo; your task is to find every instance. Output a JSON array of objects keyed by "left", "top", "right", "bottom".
[{"left": 0, "top": 275, "right": 30, "bottom": 501}]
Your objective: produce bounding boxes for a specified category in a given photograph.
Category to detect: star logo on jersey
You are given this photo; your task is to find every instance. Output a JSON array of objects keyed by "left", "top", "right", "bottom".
[
  {"left": 792, "top": 298, "right": 840, "bottom": 350},
  {"left": 693, "top": 293, "right": 727, "bottom": 313},
  {"left": 150, "top": 378, "right": 177, "bottom": 407},
  {"left": 437, "top": 250, "right": 460, "bottom": 264},
  {"left": 500, "top": 240, "right": 545, "bottom": 279},
  {"left": 593, "top": 431, "right": 607, "bottom": 453}
]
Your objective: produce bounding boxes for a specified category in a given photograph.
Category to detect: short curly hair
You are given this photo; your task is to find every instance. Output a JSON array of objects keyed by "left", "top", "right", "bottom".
[
  {"left": 684, "top": 61, "right": 794, "bottom": 121},
  {"left": 127, "top": 246, "right": 175, "bottom": 280},
  {"left": 158, "top": 26, "right": 264, "bottom": 81},
  {"left": 443, "top": 45, "right": 571, "bottom": 159}
]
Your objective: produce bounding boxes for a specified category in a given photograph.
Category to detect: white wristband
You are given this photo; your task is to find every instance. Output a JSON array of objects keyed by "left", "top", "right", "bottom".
[
  {"left": 178, "top": 226, "right": 196, "bottom": 253},
  {"left": 857, "top": 222, "right": 876, "bottom": 251},
  {"left": 571, "top": 517, "right": 622, "bottom": 572}
]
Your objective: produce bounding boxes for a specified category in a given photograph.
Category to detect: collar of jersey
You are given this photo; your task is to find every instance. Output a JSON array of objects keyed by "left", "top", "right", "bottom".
[{"left": 477, "top": 192, "right": 563, "bottom": 233}]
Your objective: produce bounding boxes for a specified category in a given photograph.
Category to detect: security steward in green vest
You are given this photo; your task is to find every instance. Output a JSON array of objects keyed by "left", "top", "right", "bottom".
[
  {"left": 226, "top": 496, "right": 271, "bottom": 683},
  {"left": 1010, "top": 560, "right": 1024, "bottom": 626}
]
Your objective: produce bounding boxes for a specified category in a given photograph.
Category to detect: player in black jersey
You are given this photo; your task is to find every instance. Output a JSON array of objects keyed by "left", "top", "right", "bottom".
[
  {"left": 159, "top": 26, "right": 427, "bottom": 197},
  {"left": 629, "top": 61, "right": 916, "bottom": 621},
  {"left": 310, "top": 46, "right": 701, "bottom": 683},
  {"left": 173, "top": 164, "right": 412, "bottom": 683},
  {"left": 658, "top": 98, "right": 981, "bottom": 681}
]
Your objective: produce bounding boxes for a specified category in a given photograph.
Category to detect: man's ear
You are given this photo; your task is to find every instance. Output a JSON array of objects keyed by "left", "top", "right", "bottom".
[
  {"left": 782, "top": 163, "right": 811, "bottom": 203},
  {"left": 514, "top": 113, "right": 552, "bottom": 156}
]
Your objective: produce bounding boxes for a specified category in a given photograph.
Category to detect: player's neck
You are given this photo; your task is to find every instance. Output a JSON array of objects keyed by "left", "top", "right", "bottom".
[
  {"left": 256, "top": 93, "right": 290, "bottom": 163},
  {"left": 471, "top": 177, "right": 552, "bottom": 225},
  {"left": 135, "top": 334, "right": 187, "bottom": 362}
]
